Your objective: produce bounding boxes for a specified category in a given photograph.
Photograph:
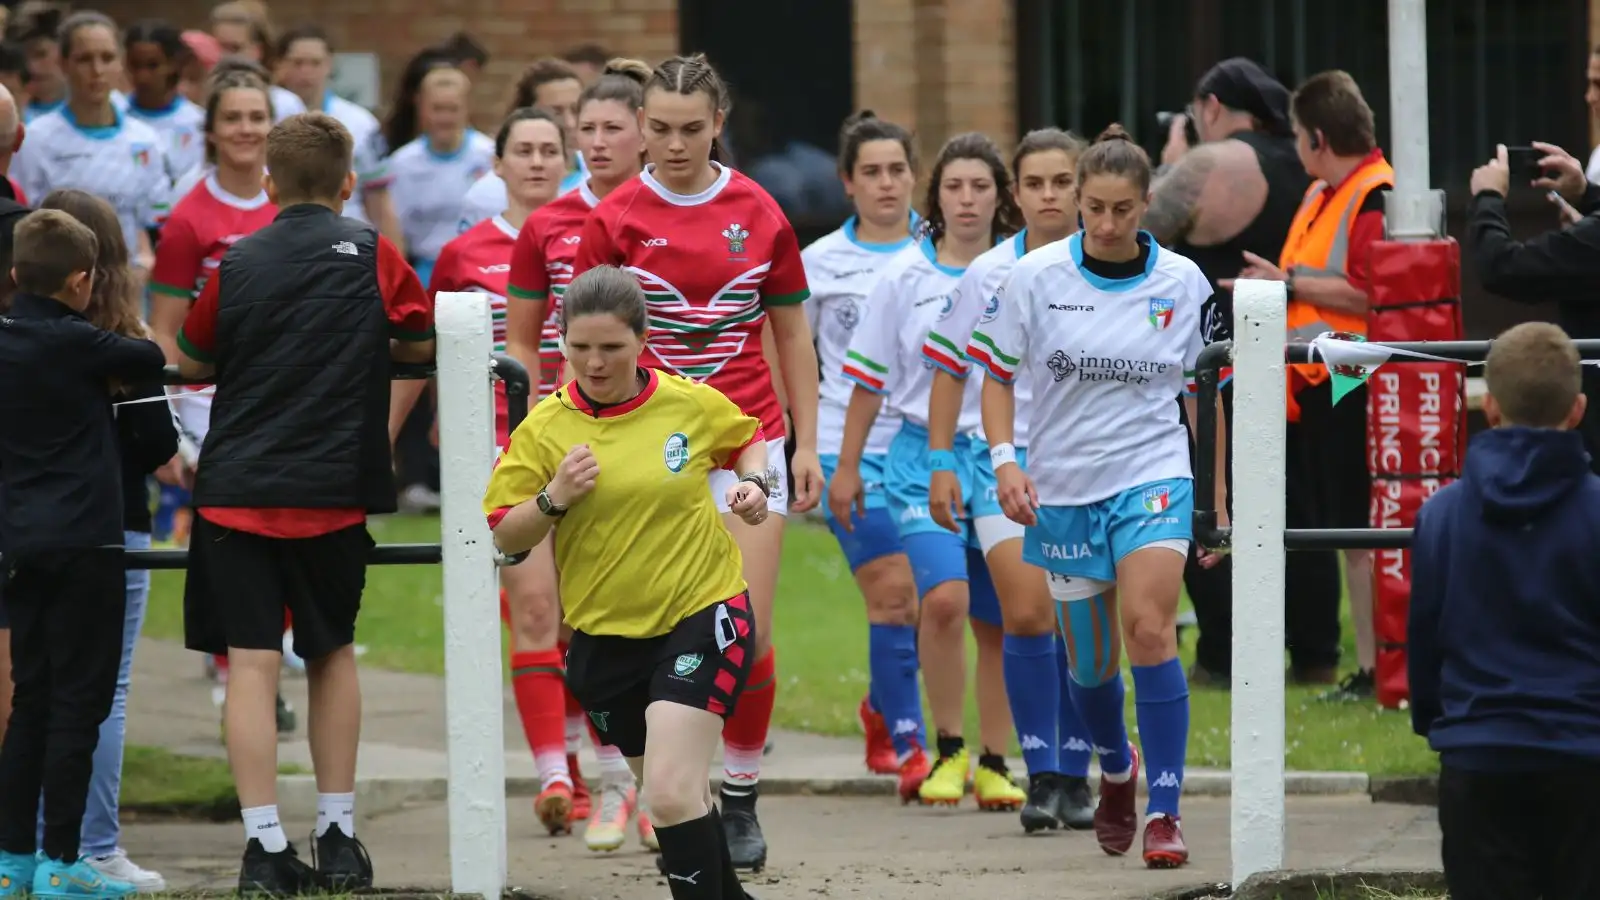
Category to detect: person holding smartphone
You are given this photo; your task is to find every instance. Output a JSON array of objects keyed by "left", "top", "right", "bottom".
[{"left": 1468, "top": 139, "right": 1600, "bottom": 475}]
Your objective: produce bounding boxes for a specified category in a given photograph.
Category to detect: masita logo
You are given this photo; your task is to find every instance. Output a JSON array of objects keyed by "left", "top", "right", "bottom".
[{"left": 663, "top": 431, "right": 690, "bottom": 472}]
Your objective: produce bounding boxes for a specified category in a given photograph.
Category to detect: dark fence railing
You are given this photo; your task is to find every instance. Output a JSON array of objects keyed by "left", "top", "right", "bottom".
[
  {"left": 1191, "top": 338, "right": 1600, "bottom": 552},
  {"left": 125, "top": 354, "right": 530, "bottom": 571}
]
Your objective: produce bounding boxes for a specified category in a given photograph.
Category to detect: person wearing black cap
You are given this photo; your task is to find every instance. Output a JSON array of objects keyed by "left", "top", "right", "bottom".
[{"left": 1141, "top": 57, "right": 1311, "bottom": 692}]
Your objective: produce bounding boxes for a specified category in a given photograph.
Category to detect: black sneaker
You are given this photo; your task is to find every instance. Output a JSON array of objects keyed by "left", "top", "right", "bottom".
[
  {"left": 311, "top": 824, "right": 374, "bottom": 890},
  {"left": 238, "top": 839, "right": 323, "bottom": 897},
  {"left": 1055, "top": 774, "right": 1095, "bottom": 830},
  {"left": 1319, "top": 669, "right": 1376, "bottom": 703},
  {"left": 720, "top": 804, "right": 767, "bottom": 872},
  {"left": 1020, "top": 772, "right": 1064, "bottom": 833}
]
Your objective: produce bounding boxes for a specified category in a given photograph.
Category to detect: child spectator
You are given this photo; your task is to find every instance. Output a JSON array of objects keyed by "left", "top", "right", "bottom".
[
  {"left": 0, "top": 208, "right": 165, "bottom": 899},
  {"left": 1410, "top": 321, "right": 1600, "bottom": 900},
  {"left": 175, "top": 112, "right": 432, "bottom": 894}
]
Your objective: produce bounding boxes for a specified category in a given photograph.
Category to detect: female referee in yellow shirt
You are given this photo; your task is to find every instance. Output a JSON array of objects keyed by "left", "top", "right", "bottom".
[{"left": 484, "top": 264, "right": 769, "bottom": 900}]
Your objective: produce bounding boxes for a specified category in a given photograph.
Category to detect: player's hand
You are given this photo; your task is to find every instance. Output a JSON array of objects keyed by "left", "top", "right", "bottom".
[
  {"left": 827, "top": 462, "right": 865, "bottom": 532},
  {"left": 1198, "top": 506, "right": 1230, "bottom": 569},
  {"left": 997, "top": 462, "right": 1039, "bottom": 527},
  {"left": 154, "top": 454, "right": 190, "bottom": 489},
  {"left": 725, "top": 478, "right": 770, "bottom": 525},
  {"left": 929, "top": 469, "right": 964, "bottom": 534},
  {"left": 789, "top": 447, "right": 823, "bottom": 514},
  {"left": 546, "top": 444, "right": 599, "bottom": 508}
]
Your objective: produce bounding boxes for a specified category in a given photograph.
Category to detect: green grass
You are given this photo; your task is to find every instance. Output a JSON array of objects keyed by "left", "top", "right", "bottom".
[
  {"left": 141, "top": 514, "right": 1438, "bottom": 775},
  {"left": 120, "top": 746, "right": 301, "bottom": 809}
]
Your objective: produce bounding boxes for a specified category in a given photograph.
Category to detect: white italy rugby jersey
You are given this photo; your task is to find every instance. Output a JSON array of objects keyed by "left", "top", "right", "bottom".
[
  {"left": 12, "top": 107, "right": 171, "bottom": 252},
  {"left": 969, "top": 232, "right": 1211, "bottom": 505},
  {"left": 843, "top": 236, "right": 976, "bottom": 432},
  {"left": 802, "top": 216, "right": 917, "bottom": 456}
]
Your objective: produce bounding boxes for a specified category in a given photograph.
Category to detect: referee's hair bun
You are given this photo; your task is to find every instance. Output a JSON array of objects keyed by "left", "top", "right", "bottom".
[{"left": 1095, "top": 123, "right": 1134, "bottom": 144}]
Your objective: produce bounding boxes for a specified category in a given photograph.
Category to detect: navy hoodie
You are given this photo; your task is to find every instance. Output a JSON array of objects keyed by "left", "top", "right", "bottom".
[{"left": 1409, "top": 426, "right": 1600, "bottom": 770}]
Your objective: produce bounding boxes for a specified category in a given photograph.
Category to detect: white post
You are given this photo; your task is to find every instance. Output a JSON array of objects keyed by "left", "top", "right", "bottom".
[
  {"left": 1385, "top": 0, "right": 1442, "bottom": 240},
  {"left": 434, "top": 291, "right": 507, "bottom": 898},
  {"left": 1229, "top": 279, "right": 1289, "bottom": 886}
]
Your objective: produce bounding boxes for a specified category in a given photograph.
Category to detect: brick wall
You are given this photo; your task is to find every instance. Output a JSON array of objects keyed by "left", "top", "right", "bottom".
[
  {"left": 91, "top": 0, "right": 1017, "bottom": 166},
  {"left": 854, "top": 0, "right": 1016, "bottom": 172},
  {"left": 92, "top": 0, "right": 678, "bottom": 126}
]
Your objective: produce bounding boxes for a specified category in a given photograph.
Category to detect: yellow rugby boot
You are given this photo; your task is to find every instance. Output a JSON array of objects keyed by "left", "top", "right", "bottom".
[
  {"left": 973, "top": 757, "right": 1027, "bottom": 812},
  {"left": 917, "top": 747, "right": 970, "bottom": 807}
]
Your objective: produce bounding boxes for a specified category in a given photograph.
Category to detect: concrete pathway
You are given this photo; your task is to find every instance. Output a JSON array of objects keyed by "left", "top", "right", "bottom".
[{"left": 123, "top": 638, "right": 1442, "bottom": 895}]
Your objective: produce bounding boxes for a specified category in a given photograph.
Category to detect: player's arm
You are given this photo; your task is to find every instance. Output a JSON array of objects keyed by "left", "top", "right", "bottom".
[
  {"left": 925, "top": 268, "right": 985, "bottom": 455},
  {"left": 148, "top": 214, "right": 203, "bottom": 363},
  {"left": 971, "top": 271, "right": 1028, "bottom": 448},
  {"left": 176, "top": 276, "right": 221, "bottom": 380},
  {"left": 358, "top": 142, "right": 407, "bottom": 253},
  {"left": 762, "top": 220, "right": 818, "bottom": 453},
  {"left": 381, "top": 236, "right": 435, "bottom": 441},
  {"left": 836, "top": 276, "right": 898, "bottom": 470},
  {"left": 505, "top": 223, "right": 550, "bottom": 397}
]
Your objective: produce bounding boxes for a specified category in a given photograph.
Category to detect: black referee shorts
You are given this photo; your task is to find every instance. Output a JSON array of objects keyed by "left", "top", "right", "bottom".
[
  {"left": 564, "top": 592, "right": 757, "bottom": 758},
  {"left": 183, "top": 517, "right": 372, "bottom": 661}
]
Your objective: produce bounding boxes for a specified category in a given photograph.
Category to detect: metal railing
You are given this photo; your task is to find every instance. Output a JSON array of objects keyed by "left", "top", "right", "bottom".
[
  {"left": 1189, "top": 336, "right": 1600, "bottom": 553},
  {"left": 124, "top": 354, "right": 531, "bottom": 571}
]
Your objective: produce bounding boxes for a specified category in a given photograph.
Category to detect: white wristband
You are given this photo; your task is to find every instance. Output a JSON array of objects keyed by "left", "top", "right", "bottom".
[{"left": 989, "top": 442, "right": 1018, "bottom": 469}]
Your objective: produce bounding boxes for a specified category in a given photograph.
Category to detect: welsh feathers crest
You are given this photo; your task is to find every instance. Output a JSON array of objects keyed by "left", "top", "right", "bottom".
[{"left": 721, "top": 223, "right": 749, "bottom": 254}]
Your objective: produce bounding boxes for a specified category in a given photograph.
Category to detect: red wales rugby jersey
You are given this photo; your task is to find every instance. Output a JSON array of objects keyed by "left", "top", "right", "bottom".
[
  {"left": 573, "top": 164, "right": 809, "bottom": 438},
  {"left": 151, "top": 174, "right": 277, "bottom": 301},
  {"left": 506, "top": 178, "right": 603, "bottom": 396}
]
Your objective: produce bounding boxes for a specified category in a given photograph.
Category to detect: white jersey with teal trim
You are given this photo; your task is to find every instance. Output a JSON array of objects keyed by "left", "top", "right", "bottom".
[
  {"left": 12, "top": 108, "right": 171, "bottom": 252},
  {"left": 270, "top": 86, "right": 306, "bottom": 124},
  {"left": 968, "top": 233, "right": 1211, "bottom": 506},
  {"left": 387, "top": 130, "right": 496, "bottom": 262},
  {"left": 322, "top": 93, "right": 389, "bottom": 225},
  {"left": 802, "top": 217, "right": 916, "bottom": 456},
  {"left": 842, "top": 237, "right": 973, "bottom": 432},
  {"left": 922, "top": 230, "right": 1042, "bottom": 447},
  {"left": 118, "top": 95, "right": 205, "bottom": 184},
  {"left": 456, "top": 164, "right": 585, "bottom": 234}
]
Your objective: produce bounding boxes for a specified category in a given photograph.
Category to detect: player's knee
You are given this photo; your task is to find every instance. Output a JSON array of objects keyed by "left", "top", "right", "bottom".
[
  {"left": 507, "top": 587, "right": 561, "bottom": 649},
  {"left": 641, "top": 765, "right": 706, "bottom": 827},
  {"left": 1004, "top": 600, "right": 1055, "bottom": 637},
  {"left": 1121, "top": 603, "right": 1177, "bottom": 661},
  {"left": 920, "top": 582, "right": 968, "bottom": 633},
  {"left": 858, "top": 559, "right": 918, "bottom": 627}
]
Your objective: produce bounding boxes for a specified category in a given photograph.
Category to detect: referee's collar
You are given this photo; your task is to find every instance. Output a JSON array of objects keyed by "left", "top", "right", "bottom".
[{"left": 562, "top": 367, "right": 658, "bottom": 419}]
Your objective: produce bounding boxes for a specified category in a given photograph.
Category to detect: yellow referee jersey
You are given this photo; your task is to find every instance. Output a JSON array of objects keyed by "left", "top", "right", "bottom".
[{"left": 483, "top": 368, "right": 763, "bottom": 638}]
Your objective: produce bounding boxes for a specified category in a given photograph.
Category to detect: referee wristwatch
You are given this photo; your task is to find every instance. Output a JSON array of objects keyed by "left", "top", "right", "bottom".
[
  {"left": 738, "top": 471, "right": 771, "bottom": 496},
  {"left": 536, "top": 490, "right": 568, "bottom": 517}
]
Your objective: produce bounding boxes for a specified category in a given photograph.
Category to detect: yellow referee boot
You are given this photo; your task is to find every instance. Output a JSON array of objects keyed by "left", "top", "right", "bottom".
[{"left": 917, "top": 747, "right": 970, "bottom": 807}]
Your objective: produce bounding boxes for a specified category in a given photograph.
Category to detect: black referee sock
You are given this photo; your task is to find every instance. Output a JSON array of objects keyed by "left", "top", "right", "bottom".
[
  {"left": 654, "top": 812, "right": 724, "bottom": 900},
  {"left": 708, "top": 805, "right": 748, "bottom": 899}
]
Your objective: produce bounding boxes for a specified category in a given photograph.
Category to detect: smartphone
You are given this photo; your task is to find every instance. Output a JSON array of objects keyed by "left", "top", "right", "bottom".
[{"left": 1505, "top": 146, "right": 1548, "bottom": 184}]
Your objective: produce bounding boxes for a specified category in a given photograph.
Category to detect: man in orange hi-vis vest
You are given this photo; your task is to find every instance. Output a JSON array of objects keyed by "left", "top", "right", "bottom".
[{"left": 1219, "top": 70, "right": 1389, "bottom": 694}]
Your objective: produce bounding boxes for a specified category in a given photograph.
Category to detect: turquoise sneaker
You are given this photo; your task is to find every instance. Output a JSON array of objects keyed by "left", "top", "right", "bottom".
[
  {"left": 31, "top": 858, "right": 134, "bottom": 900},
  {"left": 0, "top": 851, "right": 37, "bottom": 897}
]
